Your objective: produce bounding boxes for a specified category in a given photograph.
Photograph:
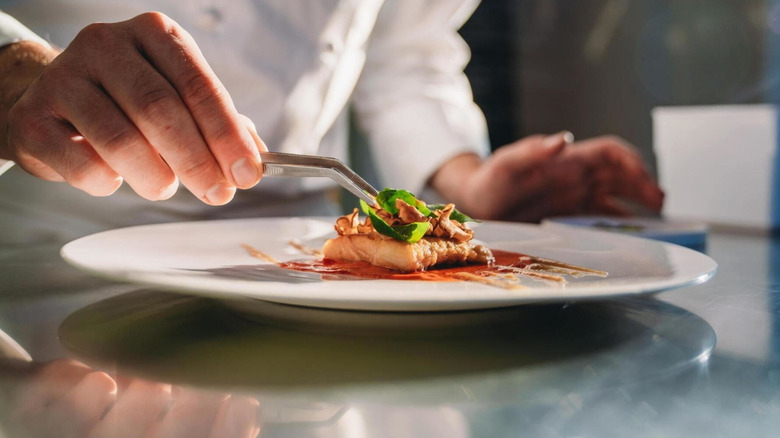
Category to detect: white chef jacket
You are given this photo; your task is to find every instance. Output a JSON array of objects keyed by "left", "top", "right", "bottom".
[{"left": 0, "top": 1, "right": 489, "bottom": 241}]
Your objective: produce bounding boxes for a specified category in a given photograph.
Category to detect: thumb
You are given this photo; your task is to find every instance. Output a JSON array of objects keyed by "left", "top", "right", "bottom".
[
  {"left": 238, "top": 114, "right": 268, "bottom": 154},
  {"left": 238, "top": 114, "right": 268, "bottom": 182}
]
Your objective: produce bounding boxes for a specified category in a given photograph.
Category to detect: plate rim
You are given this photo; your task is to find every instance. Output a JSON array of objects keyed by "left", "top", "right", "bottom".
[{"left": 60, "top": 217, "right": 718, "bottom": 312}]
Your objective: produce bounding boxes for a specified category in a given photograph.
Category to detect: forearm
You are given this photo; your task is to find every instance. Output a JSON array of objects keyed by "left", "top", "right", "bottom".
[{"left": 0, "top": 41, "right": 59, "bottom": 156}]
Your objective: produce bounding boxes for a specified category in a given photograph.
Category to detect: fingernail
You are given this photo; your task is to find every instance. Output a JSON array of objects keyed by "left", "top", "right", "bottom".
[
  {"left": 231, "top": 158, "right": 260, "bottom": 188},
  {"left": 205, "top": 182, "right": 236, "bottom": 205},
  {"left": 159, "top": 178, "right": 179, "bottom": 200},
  {"left": 544, "top": 131, "right": 575, "bottom": 148}
]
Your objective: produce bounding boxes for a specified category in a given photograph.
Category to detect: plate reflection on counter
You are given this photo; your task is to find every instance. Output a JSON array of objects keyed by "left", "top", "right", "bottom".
[{"left": 59, "top": 290, "right": 715, "bottom": 405}]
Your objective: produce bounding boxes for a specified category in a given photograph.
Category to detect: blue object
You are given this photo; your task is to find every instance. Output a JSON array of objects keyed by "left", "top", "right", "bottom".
[{"left": 543, "top": 216, "right": 708, "bottom": 252}]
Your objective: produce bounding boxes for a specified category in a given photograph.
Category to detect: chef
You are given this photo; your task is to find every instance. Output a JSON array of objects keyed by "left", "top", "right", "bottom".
[{"left": 0, "top": 0, "right": 663, "bottom": 242}]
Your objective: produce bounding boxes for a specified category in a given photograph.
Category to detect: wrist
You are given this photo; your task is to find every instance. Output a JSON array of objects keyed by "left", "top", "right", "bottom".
[
  {"left": 0, "top": 41, "right": 59, "bottom": 157},
  {"left": 0, "top": 41, "right": 58, "bottom": 106}
]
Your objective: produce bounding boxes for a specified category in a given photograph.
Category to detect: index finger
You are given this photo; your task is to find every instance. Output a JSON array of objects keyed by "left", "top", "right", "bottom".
[
  {"left": 482, "top": 132, "right": 572, "bottom": 208},
  {"left": 128, "top": 13, "right": 262, "bottom": 189},
  {"left": 493, "top": 132, "right": 572, "bottom": 175}
]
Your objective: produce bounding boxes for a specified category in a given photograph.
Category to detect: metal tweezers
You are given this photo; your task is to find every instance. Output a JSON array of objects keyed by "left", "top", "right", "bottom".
[{"left": 261, "top": 152, "right": 378, "bottom": 205}]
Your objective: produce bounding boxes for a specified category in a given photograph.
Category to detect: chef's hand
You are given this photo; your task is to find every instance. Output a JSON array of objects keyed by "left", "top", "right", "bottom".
[
  {"left": 0, "top": 12, "right": 266, "bottom": 205},
  {"left": 2, "top": 358, "right": 261, "bottom": 438},
  {"left": 430, "top": 133, "right": 664, "bottom": 222}
]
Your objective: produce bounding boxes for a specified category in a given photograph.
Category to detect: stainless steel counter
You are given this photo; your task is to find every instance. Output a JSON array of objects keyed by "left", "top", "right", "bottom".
[{"left": 0, "top": 230, "right": 777, "bottom": 437}]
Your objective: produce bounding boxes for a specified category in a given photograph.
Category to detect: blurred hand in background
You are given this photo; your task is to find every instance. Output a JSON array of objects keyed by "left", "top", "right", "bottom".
[{"left": 431, "top": 132, "right": 664, "bottom": 222}]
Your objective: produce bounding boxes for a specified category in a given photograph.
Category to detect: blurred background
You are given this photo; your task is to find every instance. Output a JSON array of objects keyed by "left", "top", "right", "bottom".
[{"left": 459, "top": 0, "right": 777, "bottom": 177}]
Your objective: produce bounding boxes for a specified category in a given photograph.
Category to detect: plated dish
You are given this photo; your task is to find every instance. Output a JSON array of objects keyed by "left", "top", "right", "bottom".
[
  {"left": 263, "top": 189, "right": 607, "bottom": 290},
  {"left": 324, "top": 188, "right": 490, "bottom": 271},
  {"left": 60, "top": 213, "right": 717, "bottom": 311}
]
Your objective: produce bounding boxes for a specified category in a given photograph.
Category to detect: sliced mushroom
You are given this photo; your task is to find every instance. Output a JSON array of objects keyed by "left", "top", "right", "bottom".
[
  {"left": 395, "top": 198, "right": 428, "bottom": 224},
  {"left": 430, "top": 204, "right": 473, "bottom": 242},
  {"left": 357, "top": 217, "right": 374, "bottom": 233},
  {"left": 334, "top": 208, "right": 361, "bottom": 235},
  {"left": 375, "top": 208, "right": 400, "bottom": 226}
]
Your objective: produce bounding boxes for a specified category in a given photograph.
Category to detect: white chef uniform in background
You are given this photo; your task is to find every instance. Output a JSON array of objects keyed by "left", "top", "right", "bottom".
[{"left": 0, "top": 0, "right": 489, "bottom": 243}]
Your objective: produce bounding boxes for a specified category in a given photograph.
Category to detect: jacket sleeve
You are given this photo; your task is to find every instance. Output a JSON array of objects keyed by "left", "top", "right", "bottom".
[
  {"left": 0, "top": 11, "right": 50, "bottom": 49},
  {"left": 352, "top": 0, "right": 490, "bottom": 195},
  {"left": 0, "top": 11, "right": 52, "bottom": 176}
]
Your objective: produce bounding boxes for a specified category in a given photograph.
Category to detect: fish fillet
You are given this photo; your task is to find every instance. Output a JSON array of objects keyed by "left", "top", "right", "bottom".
[{"left": 322, "top": 232, "right": 493, "bottom": 272}]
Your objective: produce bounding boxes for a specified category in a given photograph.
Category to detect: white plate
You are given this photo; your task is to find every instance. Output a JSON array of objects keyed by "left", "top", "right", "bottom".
[
  {"left": 60, "top": 217, "right": 717, "bottom": 311},
  {"left": 0, "top": 328, "right": 31, "bottom": 362}
]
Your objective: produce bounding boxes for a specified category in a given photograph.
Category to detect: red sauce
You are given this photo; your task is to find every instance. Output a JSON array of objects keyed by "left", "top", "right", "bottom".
[{"left": 279, "top": 249, "right": 531, "bottom": 282}]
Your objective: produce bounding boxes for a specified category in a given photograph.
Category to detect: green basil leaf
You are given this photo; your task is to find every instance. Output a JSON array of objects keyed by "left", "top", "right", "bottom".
[
  {"left": 376, "top": 188, "right": 431, "bottom": 216},
  {"left": 392, "top": 222, "right": 430, "bottom": 244},
  {"left": 359, "top": 199, "right": 372, "bottom": 215},
  {"left": 375, "top": 189, "right": 400, "bottom": 214},
  {"left": 449, "top": 209, "right": 478, "bottom": 224},
  {"left": 367, "top": 207, "right": 404, "bottom": 240},
  {"left": 428, "top": 204, "right": 480, "bottom": 223},
  {"left": 367, "top": 207, "right": 429, "bottom": 244}
]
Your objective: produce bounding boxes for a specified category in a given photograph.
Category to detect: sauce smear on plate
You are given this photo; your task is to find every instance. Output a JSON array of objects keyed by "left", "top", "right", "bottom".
[
  {"left": 280, "top": 250, "right": 528, "bottom": 282},
  {"left": 242, "top": 244, "right": 607, "bottom": 289},
  {"left": 267, "top": 248, "right": 608, "bottom": 289}
]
